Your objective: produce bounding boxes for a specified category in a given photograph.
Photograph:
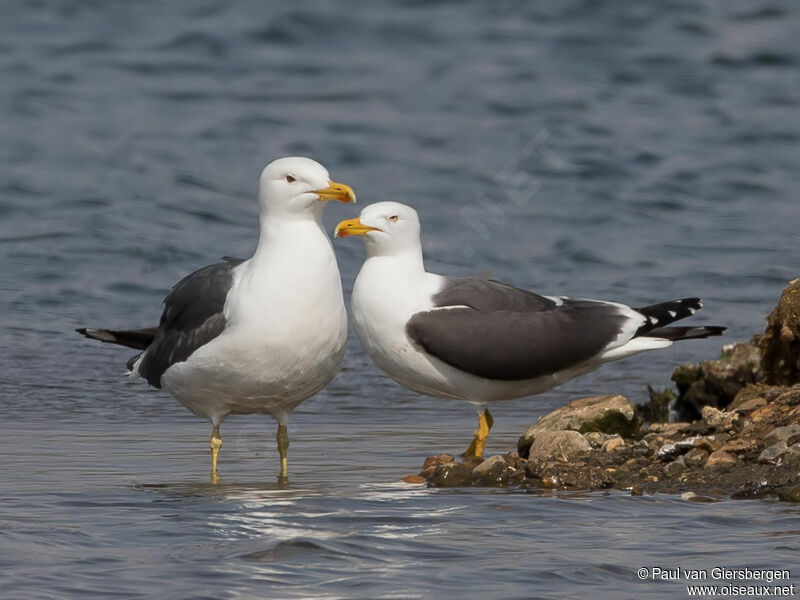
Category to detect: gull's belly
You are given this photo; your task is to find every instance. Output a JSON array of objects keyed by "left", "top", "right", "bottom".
[{"left": 162, "top": 308, "right": 347, "bottom": 423}]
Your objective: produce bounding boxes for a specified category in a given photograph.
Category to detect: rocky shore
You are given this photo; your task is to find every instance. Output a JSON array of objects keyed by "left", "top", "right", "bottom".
[{"left": 409, "top": 279, "right": 800, "bottom": 501}]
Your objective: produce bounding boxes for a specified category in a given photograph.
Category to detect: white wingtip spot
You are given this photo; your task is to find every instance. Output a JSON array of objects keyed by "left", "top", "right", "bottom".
[
  {"left": 648, "top": 316, "right": 658, "bottom": 325},
  {"left": 668, "top": 310, "right": 677, "bottom": 317}
]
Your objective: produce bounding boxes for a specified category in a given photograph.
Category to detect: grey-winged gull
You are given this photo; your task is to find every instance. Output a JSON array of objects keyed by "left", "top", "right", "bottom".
[
  {"left": 78, "top": 157, "right": 356, "bottom": 481},
  {"left": 334, "top": 201, "right": 724, "bottom": 458}
]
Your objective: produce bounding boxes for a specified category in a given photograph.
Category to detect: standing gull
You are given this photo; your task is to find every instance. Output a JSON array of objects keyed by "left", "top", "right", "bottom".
[
  {"left": 335, "top": 201, "right": 724, "bottom": 458},
  {"left": 78, "top": 157, "right": 355, "bottom": 481}
]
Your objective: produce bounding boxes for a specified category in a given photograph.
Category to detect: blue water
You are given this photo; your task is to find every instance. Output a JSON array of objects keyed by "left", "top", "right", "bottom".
[{"left": 2, "top": 1, "right": 800, "bottom": 598}]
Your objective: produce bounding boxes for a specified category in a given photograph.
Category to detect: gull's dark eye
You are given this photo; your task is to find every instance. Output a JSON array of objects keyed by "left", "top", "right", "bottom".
[
  {"left": 388, "top": 215, "right": 399, "bottom": 222},
  {"left": 285, "top": 175, "right": 296, "bottom": 183}
]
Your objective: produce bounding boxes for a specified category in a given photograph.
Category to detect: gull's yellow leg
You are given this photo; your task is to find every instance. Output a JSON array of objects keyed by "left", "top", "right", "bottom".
[
  {"left": 210, "top": 425, "right": 222, "bottom": 483},
  {"left": 462, "top": 408, "right": 494, "bottom": 459},
  {"left": 277, "top": 423, "right": 290, "bottom": 482}
]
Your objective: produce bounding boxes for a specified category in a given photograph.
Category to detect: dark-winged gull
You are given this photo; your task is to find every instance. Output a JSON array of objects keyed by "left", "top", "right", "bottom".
[
  {"left": 335, "top": 201, "right": 725, "bottom": 458},
  {"left": 78, "top": 157, "right": 356, "bottom": 481}
]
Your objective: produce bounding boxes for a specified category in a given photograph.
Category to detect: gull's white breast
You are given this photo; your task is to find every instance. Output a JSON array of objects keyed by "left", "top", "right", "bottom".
[{"left": 162, "top": 222, "right": 347, "bottom": 424}]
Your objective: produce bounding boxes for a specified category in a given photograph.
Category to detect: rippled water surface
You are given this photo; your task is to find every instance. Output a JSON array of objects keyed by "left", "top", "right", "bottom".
[{"left": 3, "top": 1, "right": 800, "bottom": 598}]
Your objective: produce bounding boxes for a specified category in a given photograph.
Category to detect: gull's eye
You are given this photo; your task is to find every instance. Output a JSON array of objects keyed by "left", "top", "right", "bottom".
[
  {"left": 285, "top": 175, "right": 296, "bottom": 183},
  {"left": 388, "top": 215, "right": 399, "bottom": 222}
]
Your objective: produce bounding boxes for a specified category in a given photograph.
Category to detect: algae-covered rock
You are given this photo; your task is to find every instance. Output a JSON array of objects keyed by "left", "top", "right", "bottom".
[
  {"left": 518, "top": 395, "right": 639, "bottom": 457},
  {"left": 761, "top": 278, "right": 800, "bottom": 386}
]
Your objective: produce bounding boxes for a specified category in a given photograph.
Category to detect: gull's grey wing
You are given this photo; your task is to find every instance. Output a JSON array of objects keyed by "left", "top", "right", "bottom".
[
  {"left": 406, "top": 278, "right": 631, "bottom": 381},
  {"left": 137, "top": 257, "right": 245, "bottom": 387}
]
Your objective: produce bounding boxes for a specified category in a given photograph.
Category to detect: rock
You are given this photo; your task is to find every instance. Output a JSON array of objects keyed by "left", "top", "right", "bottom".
[
  {"left": 750, "top": 405, "right": 777, "bottom": 423},
  {"left": 459, "top": 456, "right": 484, "bottom": 472},
  {"left": 719, "top": 438, "right": 756, "bottom": 454},
  {"left": 502, "top": 452, "right": 528, "bottom": 471},
  {"left": 640, "top": 386, "right": 673, "bottom": 423},
  {"left": 584, "top": 432, "right": 611, "bottom": 447},
  {"left": 692, "top": 437, "right": 717, "bottom": 452},
  {"left": 764, "top": 424, "right": 800, "bottom": 446},
  {"left": 402, "top": 474, "right": 427, "bottom": 484},
  {"left": 518, "top": 395, "right": 639, "bottom": 457},
  {"left": 472, "top": 455, "right": 510, "bottom": 486},
  {"left": 422, "top": 454, "right": 454, "bottom": 469},
  {"left": 664, "top": 456, "right": 687, "bottom": 478},
  {"left": 645, "top": 422, "right": 692, "bottom": 435},
  {"left": 775, "top": 386, "right": 800, "bottom": 406},
  {"left": 681, "top": 492, "right": 721, "bottom": 503},
  {"left": 527, "top": 430, "right": 591, "bottom": 460},
  {"left": 428, "top": 462, "right": 472, "bottom": 487},
  {"left": 758, "top": 442, "right": 788, "bottom": 465},
  {"left": 657, "top": 437, "right": 698, "bottom": 460},
  {"left": 671, "top": 341, "right": 762, "bottom": 420},
  {"left": 775, "top": 484, "right": 800, "bottom": 503},
  {"left": 684, "top": 447, "right": 708, "bottom": 467},
  {"left": 705, "top": 450, "right": 736, "bottom": 470},
  {"left": 701, "top": 406, "right": 724, "bottom": 427},
  {"left": 701, "top": 406, "right": 739, "bottom": 431},
  {"left": 760, "top": 278, "right": 800, "bottom": 386},
  {"left": 602, "top": 436, "right": 625, "bottom": 452},
  {"left": 420, "top": 453, "right": 455, "bottom": 477},
  {"left": 732, "top": 397, "right": 767, "bottom": 413}
]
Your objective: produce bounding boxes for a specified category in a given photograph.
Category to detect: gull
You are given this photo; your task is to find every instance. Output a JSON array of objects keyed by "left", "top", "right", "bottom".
[
  {"left": 78, "top": 157, "right": 355, "bottom": 481},
  {"left": 335, "top": 201, "right": 724, "bottom": 458}
]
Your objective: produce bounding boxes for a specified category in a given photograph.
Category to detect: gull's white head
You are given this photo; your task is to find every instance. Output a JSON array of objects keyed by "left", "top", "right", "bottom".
[
  {"left": 334, "top": 201, "right": 421, "bottom": 257},
  {"left": 258, "top": 156, "right": 355, "bottom": 219}
]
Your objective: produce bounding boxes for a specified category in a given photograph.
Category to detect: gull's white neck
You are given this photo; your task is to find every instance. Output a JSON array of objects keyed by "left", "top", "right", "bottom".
[
  {"left": 354, "top": 240, "right": 441, "bottom": 323},
  {"left": 226, "top": 208, "right": 343, "bottom": 327},
  {"left": 365, "top": 241, "right": 426, "bottom": 277},
  {"left": 252, "top": 208, "right": 327, "bottom": 265}
]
